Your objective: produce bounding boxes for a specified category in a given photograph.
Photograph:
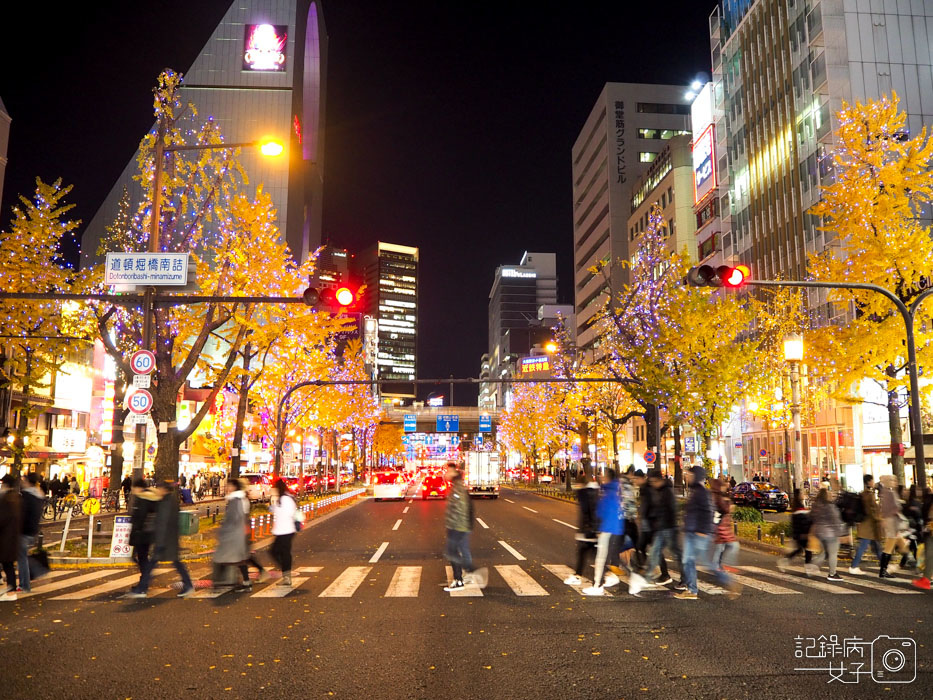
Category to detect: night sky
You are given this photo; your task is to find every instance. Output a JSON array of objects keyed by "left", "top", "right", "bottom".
[{"left": 0, "top": 0, "right": 711, "bottom": 402}]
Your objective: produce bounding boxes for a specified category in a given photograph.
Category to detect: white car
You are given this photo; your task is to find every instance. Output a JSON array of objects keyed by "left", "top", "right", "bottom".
[
  {"left": 240, "top": 473, "right": 271, "bottom": 502},
  {"left": 373, "top": 472, "right": 407, "bottom": 501},
  {"left": 539, "top": 474, "right": 554, "bottom": 484}
]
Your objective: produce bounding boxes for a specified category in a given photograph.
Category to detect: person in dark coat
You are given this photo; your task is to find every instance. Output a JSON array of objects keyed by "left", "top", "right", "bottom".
[
  {"left": 121, "top": 475, "right": 132, "bottom": 509},
  {"left": 0, "top": 474, "right": 22, "bottom": 598},
  {"left": 676, "top": 465, "right": 714, "bottom": 600},
  {"left": 127, "top": 480, "right": 193, "bottom": 598},
  {"left": 127, "top": 478, "right": 159, "bottom": 593},
  {"left": 18, "top": 473, "right": 44, "bottom": 593},
  {"left": 214, "top": 478, "right": 250, "bottom": 591},
  {"left": 562, "top": 467, "right": 600, "bottom": 586},
  {"left": 629, "top": 468, "right": 679, "bottom": 595}
]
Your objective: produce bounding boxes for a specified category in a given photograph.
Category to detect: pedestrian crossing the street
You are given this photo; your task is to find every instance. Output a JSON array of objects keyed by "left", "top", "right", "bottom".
[{"left": 2, "top": 561, "right": 928, "bottom": 603}]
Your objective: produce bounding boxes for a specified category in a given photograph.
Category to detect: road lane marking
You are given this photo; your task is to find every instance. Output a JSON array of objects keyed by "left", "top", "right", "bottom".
[
  {"left": 542, "top": 564, "right": 612, "bottom": 597},
  {"left": 553, "top": 519, "right": 578, "bottom": 529},
  {"left": 727, "top": 573, "right": 802, "bottom": 595},
  {"left": 52, "top": 570, "right": 171, "bottom": 600},
  {"left": 495, "top": 565, "right": 549, "bottom": 596},
  {"left": 475, "top": 518, "right": 489, "bottom": 529},
  {"left": 252, "top": 576, "right": 309, "bottom": 598},
  {"left": 19, "top": 570, "right": 115, "bottom": 597},
  {"left": 738, "top": 566, "right": 862, "bottom": 594},
  {"left": 385, "top": 566, "right": 421, "bottom": 597},
  {"left": 392, "top": 519, "right": 402, "bottom": 531},
  {"left": 522, "top": 506, "right": 538, "bottom": 514},
  {"left": 445, "top": 566, "right": 483, "bottom": 596},
  {"left": 504, "top": 498, "right": 515, "bottom": 503},
  {"left": 822, "top": 574, "right": 921, "bottom": 595},
  {"left": 189, "top": 586, "right": 233, "bottom": 599},
  {"left": 498, "top": 540, "right": 527, "bottom": 561},
  {"left": 402, "top": 506, "right": 409, "bottom": 514},
  {"left": 320, "top": 566, "right": 372, "bottom": 598},
  {"left": 295, "top": 566, "right": 323, "bottom": 574},
  {"left": 369, "top": 542, "right": 389, "bottom": 563}
]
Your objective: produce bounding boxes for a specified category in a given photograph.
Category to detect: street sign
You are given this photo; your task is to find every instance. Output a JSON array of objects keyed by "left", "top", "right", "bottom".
[
  {"left": 475, "top": 435, "right": 484, "bottom": 447},
  {"left": 131, "top": 413, "right": 149, "bottom": 425},
  {"left": 128, "top": 389, "right": 153, "bottom": 415},
  {"left": 133, "top": 374, "right": 151, "bottom": 388},
  {"left": 404, "top": 414, "right": 417, "bottom": 433},
  {"left": 684, "top": 436, "right": 697, "bottom": 454},
  {"left": 436, "top": 414, "right": 460, "bottom": 432},
  {"left": 479, "top": 414, "right": 492, "bottom": 433},
  {"left": 759, "top": 448, "right": 768, "bottom": 457},
  {"left": 130, "top": 350, "right": 156, "bottom": 375},
  {"left": 109, "top": 515, "right": 133, "bottom": 558},
  {"left": 105, "top": 252, "right": 189, "bottom": 287},
  {"left": 644, "top": 451, "right": 657, "bottom": 464},
  {"left": 82, "top": 497, "right": 101, "bottom": 515}
]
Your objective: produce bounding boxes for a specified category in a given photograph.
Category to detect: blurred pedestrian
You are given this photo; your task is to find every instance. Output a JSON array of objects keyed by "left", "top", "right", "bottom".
[
  {"left": 562, "top": 467, "right": 599, "bottom": 586},
  {"left": 901, "top": 484, "right": 922, "bottom": 570},
  {"left": 443, "top": 462, "right": 487, "bottom": 591},
  {"left": 709, "top": 478, "right": 741, "bottom": 599},
  {"left": 911, "top": 488, "right": 933, "bottom": 590},
  {"left": 214, "top": 478, "right": 250, "bottom": 591},
  {"left": 121, "top": 474, "right": 132, "bottom": 509},
  {"left": 582, "top": 468, "right": 624, "bottom": 596},
  {"left": 810, "top": 486, "right": 845, "bottom": 582},
  {"left": 878, "top": 474, "right": 915, "bottom": 576},
  {"left": 0, "top": 475, "right": 22, "bottom": 600},
  {"left": 778, "top": 490, "right": 813, "bottom": 573},
  {"left": 270, "top": 478, "right": 298, "bottom": 586},
  {"left": 127, "top": 480, "right": 194, "bottom": 598},
  {"left": 127, "top": 477, "right": 158, "bottom": 594},
  {"left": 620, "top": 467, "right": 640, "bottom": 562},
  {"left": 848, "top": 474, "right": 883, "bottom": 575},
  {"left": 675, "top": 465, "right": 714, "bottom": 600},
  {"left": 629, "top": 468, "right": 679, "bottom": 596},
  {"left": 18, "top": 473, "right": 44, "bottom": 594}
]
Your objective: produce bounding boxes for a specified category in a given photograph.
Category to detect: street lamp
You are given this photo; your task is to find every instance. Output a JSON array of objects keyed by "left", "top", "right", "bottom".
[
  {"left": 544, "top": 341, "right": 558, "bottom": 354},
  {"left": 783, "top": 333, "right": 805, "bottom": 493},
  {"left": 132, "top": 133, "right": 285, "bottom": 479}
]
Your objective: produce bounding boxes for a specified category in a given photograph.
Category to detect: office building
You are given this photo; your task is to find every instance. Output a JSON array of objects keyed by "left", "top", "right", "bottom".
[
  {"left": 82, "top": 0, "right": 328, "bottom": 265},
  {"left": 355, "top": 242, "right": 419, "bottom": 401},
  {"left": 627, "top": 134, "right": 697, "bottom": 261},
  {"left": 572, "top": 83, "right": 692, "bottom": 351},
  {"left": 311, "top": 243, "right": 350, "bottom": 288},
  {"left": 0, "top": 97, "right": 9, "bottom": 215},
  {"left": 481, "top": 252, "right": 559, "bottom": 409}
]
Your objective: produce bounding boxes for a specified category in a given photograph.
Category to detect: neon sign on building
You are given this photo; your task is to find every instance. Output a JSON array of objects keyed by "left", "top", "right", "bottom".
[{"left": 243, "top": 24, "right": 288, "bottom": 71}]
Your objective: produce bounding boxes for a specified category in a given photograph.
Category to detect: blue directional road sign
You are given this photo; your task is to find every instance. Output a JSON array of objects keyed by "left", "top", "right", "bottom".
[
  {"left": 404, "top": 414, "right": 417, "bottom": 433},
  {"left": 436, "top": 414, "right": 460, "bottom": 433},
  {"left": 479, "top": 414, "right": 492, "bottom": 433},
  {"left": 475, "top": 435, "right": 484, "bottom": 447}
]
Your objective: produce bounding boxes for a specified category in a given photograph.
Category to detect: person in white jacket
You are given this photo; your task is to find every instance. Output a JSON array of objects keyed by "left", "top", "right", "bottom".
[{"left": 270, "top": 479, "right": 298, "bottom": 585}]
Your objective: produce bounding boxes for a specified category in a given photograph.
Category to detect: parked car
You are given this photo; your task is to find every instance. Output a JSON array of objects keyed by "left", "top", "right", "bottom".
[
  {"left": 731, "top": 481, "right": 789, "bottom": 511},
  {"left": 539, "top": 473, "right": 554, "bottom": 484},
  {"left": 240, "top": 473, "right": 272, "bottom": 502}
]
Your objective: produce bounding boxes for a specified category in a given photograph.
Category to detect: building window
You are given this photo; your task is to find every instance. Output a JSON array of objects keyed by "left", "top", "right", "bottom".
[
  {"left": 636, "top": 102, "right": 691, "bottom": 115},
  {"left": 639, "top": 152, "right": 658, "bottom": 163},
  {"left": 638, "top": 128, "right": 658, "bottom": 139}
]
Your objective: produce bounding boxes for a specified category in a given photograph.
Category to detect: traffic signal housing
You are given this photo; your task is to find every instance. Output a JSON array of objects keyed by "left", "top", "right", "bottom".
[
  {"left": 301, "top": 283, "right": 364, "bottom": 311},
  {"left": 685, "top": 264, "right": 750, "bottom": 288}
]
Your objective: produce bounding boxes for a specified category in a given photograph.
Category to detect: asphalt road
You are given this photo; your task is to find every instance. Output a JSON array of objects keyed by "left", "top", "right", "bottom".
[{"left": 1, "top": 485, "right": 930, "bottom": 700}]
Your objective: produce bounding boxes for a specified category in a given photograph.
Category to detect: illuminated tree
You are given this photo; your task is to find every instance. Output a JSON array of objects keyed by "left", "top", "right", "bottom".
[
  {"left": 497, "top": 382, "right": 563, "bottom": 481},
  {"left": 0, "top": 179, "right": 79, "bottom": 476},
  {"left": 372, "top": 422, "right": 404, "bottom": 462},
  {"left": 808, "top": 92, "right": 933, "bottom": 484}
]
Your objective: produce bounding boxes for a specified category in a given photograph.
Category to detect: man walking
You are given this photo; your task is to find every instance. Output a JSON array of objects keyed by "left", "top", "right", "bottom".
[
  {"left": 676, "top": 465, "right": 714, "bottom": 600},
  {"left": 443, "top": 462, "right": 487, "bottom": 592},
  {"left": 629, "top": 468, "right": 678, "bottom": 595},
  {"left": 18, "top": 473, "right": 44, "bottom": 594},
  {"left": 0, "top": 475, "right": 21, "bottom": 599},
  {"left": 127, "top": 480, "right": 194, "bottom": 598},
  {"left": 848, "top": 474, "right": 883, "bottom": 575}
]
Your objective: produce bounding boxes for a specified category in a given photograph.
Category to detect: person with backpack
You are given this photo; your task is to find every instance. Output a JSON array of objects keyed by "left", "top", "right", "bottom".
[
  {"left": 562, "top": 467, "right": 599, "bottom": 586},
  {"left": 848, "top": 474, "right": 883, "bottom": 575}
]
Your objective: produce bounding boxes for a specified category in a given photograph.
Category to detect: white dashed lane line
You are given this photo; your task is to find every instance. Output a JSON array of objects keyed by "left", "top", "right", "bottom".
[
  {"left": 504, "top": 498, "right": 515, "bottom": 503},
  {"left": 392, "top": 519, "right": 402, "bottom": 531},
  {"left": 475, "top": 518, "right": 489, "bottom": 529},
  {"left": 522, "top": 506, "right": 538, "bottom": 514},
  {"left": 369, "top": 542, "right": 389, "bottom": 563},
  {"left": 498, "top": 540, "right": 527, "bottom": 561},
  {"left": 552, "top": 519, "right": 578, "bottom": 529}
]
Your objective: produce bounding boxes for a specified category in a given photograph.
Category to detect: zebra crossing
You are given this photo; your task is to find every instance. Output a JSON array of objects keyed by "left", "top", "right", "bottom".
[{"left": 2, "top": 561, "right": 927, "bottom": 603}]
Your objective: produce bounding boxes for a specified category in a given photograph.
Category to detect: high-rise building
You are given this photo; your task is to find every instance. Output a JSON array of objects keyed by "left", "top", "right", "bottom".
[
  {"left": 311, "top": 244, "right": 349, "bottom": 288},
  {"left": 481, "top": 252, "right": 558, "bottom": 409},
  {"left": 355, "top": 242, "right": 419, "bottom": 402},
  {"left": 709, "top": 0, "right": 933, "bottom": 316},
  {"left": 0, "top": 97, "right": 10, "bottom": 215},
  {"left": 82, "top": 0, "right": 328, "bottom": 265},
  {"left": 572, "top": 83, "right": 692, "bottom": 351}
]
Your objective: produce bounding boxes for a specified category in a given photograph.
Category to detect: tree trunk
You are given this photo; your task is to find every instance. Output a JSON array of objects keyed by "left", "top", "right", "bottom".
[
  {"left": 887, "top": 386, "right": 905, "bottom": 485},
  {"left": 230, "top": 342, "right": 252, "bottom": 479},
  {"left": 107, "top": 371, "right": 129, "bottom": 494},
  {"left": 673, "top": 424, "right": 683, "bottom": 488},
  {"left": 11, "top": 352, "right": 33, "bottom": 479},
  {"left": 153, "top": 429, "right": 181, "bottom": 483}
]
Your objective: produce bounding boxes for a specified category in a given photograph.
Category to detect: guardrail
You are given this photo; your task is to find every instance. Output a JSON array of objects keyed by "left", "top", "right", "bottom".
[{"left": 249, "top": 488, "right": 365, "bottom": 539}]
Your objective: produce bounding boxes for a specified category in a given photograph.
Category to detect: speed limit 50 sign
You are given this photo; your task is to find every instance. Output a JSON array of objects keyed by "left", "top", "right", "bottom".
[{"left": 128, "top": 389, "right": 154, "bottom": 415}]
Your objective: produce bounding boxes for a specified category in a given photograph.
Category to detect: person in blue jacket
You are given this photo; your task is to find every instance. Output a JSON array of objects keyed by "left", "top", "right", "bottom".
[{"left": 583, "top": 468, "right": 626, "bottom": 596}]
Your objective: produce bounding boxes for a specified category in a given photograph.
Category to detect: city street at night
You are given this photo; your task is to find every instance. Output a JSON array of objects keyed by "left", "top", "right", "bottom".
[{"left": 2, "top": 488, "right": 930, "bottom": 699}]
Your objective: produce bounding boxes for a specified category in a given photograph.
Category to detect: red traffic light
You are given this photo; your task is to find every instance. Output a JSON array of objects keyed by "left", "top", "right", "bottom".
[
  {"left": 335, "top": 286, "right": 355, "bottom": 307},
  {"left": 723, "top": 264, "right": 750, "bottom": 288},
  {"left": 685, "top": 264, "right": 750, "bottom": 288}
]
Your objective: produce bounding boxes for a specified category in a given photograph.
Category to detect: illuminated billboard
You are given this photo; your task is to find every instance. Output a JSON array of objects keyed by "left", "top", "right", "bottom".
[
  {"left": 693, "top": 123, "right": 716, "bottom": 204},
  {"left": 520, "top": 356, "right": 550, "bottom": 374},
  {"left": 243, "top": 24, "right": 288, "bottom": 71}
]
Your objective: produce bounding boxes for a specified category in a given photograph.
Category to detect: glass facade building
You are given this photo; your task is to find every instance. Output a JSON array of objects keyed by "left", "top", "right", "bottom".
[{"left": 82, "top": 0, "right": 328, "bottom": 265}]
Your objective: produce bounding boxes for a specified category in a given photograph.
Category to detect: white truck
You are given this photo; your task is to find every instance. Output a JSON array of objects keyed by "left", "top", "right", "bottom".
[{"left": 464, "top": 451, "right": 500, "bottom": 498}]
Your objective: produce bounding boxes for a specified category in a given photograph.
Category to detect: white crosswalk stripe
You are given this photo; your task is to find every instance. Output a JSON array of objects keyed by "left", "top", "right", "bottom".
[
  {"left": 19, "top": 570, "right": 115, "bottom": 597},
  {"left": 252, "top": 577, "right": 310, "bottom": 598},
  {"left": 727, "top": 572, "right": 802, "bottom": 595},
  {"left": 543, "top": 564, "right": 606, "bottom": 596},
  {"left": 52, "top": 569, "right": 171, "bottom": 600},
  {"left": 495, "top": 565, "right": 549, "bottom": 596},
  {"left": 823, "top": 573, "right": 921, "bottom": 595},
  {"left": 189, "top": 586, "right": 232, "bottom": 599},
  {"left": 319, "top": 566, "right": 371, "bottom": 597},
  {"left": 385, "top": 566, "right": 421, "bottom": 597},
  {"left": 445, "top": 566, "right": 483, "bottom": 596},
  {"left": 738, "top": 566, "right": 862, "bottom": 594}
]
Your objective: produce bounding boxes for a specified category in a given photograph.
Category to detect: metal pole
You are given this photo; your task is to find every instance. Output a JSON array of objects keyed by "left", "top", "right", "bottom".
[{"left": 790, "top": 360, "right": 803, "bottom": 492}]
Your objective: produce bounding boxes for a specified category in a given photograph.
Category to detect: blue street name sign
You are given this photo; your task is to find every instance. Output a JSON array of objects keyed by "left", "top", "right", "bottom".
[
  {"left": 436, "top": 414, "right": 460, "bottom": 433},
  {"left": 404, "top": 414, "right": 417, "bottom": 433},
  {"left": 479, "top": 414, "right": 492, "bottom": 433}
]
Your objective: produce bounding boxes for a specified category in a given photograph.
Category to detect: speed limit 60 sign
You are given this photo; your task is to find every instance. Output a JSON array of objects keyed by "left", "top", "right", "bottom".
[
  {"left": 128, "top": 389, "right": 154, "bottom": 415},
  {"left": 131, "top": 350, "right": 156, "bottom": 375}
]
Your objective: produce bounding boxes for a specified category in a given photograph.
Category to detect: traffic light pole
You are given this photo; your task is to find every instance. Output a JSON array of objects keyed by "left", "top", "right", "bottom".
[{"left": 748, "top": 279, "right": 933, "bottom": 488}]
